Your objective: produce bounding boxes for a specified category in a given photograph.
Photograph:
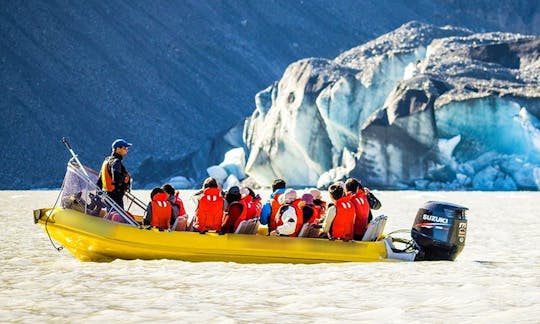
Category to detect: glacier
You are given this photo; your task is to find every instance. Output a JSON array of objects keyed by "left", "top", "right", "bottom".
[
  {"left": 242, "top": 22, "right": 540, "bottom": 190},
  {"left": 3, "top": 1, "right": 540, "bottom": 190}
]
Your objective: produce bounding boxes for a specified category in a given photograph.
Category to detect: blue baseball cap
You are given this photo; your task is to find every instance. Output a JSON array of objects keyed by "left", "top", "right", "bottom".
[{"left": 112, "top": 139, "right": 132, "bottom": 149}]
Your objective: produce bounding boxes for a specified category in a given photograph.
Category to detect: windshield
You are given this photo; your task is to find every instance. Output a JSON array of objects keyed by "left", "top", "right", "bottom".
[{"left": 60, "top": 159, "right": 145, "bottom": 226}]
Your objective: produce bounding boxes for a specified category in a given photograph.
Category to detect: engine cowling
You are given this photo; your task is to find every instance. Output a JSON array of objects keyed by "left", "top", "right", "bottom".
[{"left": 411, "top": 201, "right": 468, "bottom": 261}]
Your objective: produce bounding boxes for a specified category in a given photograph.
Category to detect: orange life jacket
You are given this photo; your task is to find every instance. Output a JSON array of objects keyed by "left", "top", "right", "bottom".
[
  {"left": 150, "top": 192, "right": 172, "bottom": 229},
  {"left": 196, "top": 187, "right": 224, "bottom": 232},
  {"left": 269, "top": 193, "right": 283, "bottom": 232},
  {"left": 331, "top": 197, "right": 356, "bottom": 240},
  {"left": 99, "top": 156, "right": 130, "bottom": 192},
  {"left": 349, "top": 191, "right": 370, "bottom": 237},
  {"left": 99, "top": 158, "right": 114, "bottom": 192}
]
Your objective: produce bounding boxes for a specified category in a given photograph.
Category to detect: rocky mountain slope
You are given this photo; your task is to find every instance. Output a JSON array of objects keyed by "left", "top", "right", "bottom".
[{"left": 1, "top": 0, "right": 539, "bottom": 188}]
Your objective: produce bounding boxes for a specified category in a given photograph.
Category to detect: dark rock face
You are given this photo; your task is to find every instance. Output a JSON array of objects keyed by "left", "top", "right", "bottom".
[{"left": 2, "top": 1, "right": 540, "bottom": 189}]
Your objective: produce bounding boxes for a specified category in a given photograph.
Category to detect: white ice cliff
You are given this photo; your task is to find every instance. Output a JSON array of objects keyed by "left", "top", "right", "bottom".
[{"left": 243, "top": 22, "right": 540, "bottom": 190}]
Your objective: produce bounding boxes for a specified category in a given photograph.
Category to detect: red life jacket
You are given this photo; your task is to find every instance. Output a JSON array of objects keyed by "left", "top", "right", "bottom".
[
  {"left": 349, "top": 191, "right": 371, "bottom": 237},
  {"left": 331, "top": 197, "right": 356, "bottom": 240},
  {"left": 196, "top": 187, "right": 224, "bottom": 232},
  {"left": 172, "top": 192, "right": 187, "bottom": 217},
  {"left": 311, "top": 205, "right": 322, "bottom": 224},
  {"left": 150, "top": 192, "right": 172, "bottom": 229},
  {"left": 226, "top": 195, "right": 262, "bottom": 233},
  {"left": 300, "top": 202, "right": 322, "bottom": 225},
  {"left": 291, "top": 199, "right": 304, "bottom": 236},
  {"left": 278, "top": 199, "right": 304, "bottom": 237},
  {"left": 243, "top": 195, "right": 262, "bottom": 220},
  {"left": 231, "top": 201, "right": 247, "bottom": 232},
  {"left": 221, "top": 200, "right": 247, "bottom": 233},
  {"left": 269, "top": 193, "right": 283, "bottom": 232}
]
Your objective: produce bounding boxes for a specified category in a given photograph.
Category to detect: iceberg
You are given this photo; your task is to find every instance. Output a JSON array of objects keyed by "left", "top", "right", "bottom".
[
  {"left": 243, "top": 22, "right": 540, "bottom": 190},
  {"left": 166, "top": 176, "right": 196, "bottom": 190},
  {"left": 206, "top": 147, "right": 247, "bottom": 190}
]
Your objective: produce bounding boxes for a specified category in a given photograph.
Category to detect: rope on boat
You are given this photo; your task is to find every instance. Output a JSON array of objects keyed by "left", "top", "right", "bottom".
[
  {"left": 45, "top": 181, "right": 65, "bottom": 252},
  {"left": 45, "top": 215, "right": 63, "bottom": 252},
  {"left": 386, "top": 229, "right": 418, "bottom": 253}
]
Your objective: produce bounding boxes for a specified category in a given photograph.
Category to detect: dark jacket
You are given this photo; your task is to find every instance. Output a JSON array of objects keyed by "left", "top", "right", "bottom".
[{"left": 97, "top": 152, "right": 130, "bottom": 193}]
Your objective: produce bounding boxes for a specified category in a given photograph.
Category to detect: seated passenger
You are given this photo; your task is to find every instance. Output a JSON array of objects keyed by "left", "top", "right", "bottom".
[
  {"left": 240, "top": 187, "right": 262, "bottom": 220},
  {"left": 162, "top": 183, "right": 189, "bottom": 231},
  {"left": 143, "top": 187, "right": 174, "bottom": 230},
  {"left": 193, "top": 177, "right": 225, "bottom": 233},
  {"left": 221, "top": 186, "right": 246, "bottom": 233},
  {"left": 321, "top": 183, "right": 355, "bottom": 241},
  {"left": 260, "top": 179, "right": 287, "bottom": 235},
  {"left": 309, "top": 188, "right": 327, "bottom": 221},
  {"left": 345, "top": 178, "right": 371, "bottom": 241},
  {"left": 298, "top": 193, "right": 322, "bottom": 225},
  {"left": 272, "top": 189, "right": 304, "bottom": 237},
  {"left": 224, "top": 186, "right": 242, "bottom": 209},
  {"left": 221, "top": 187, "right": 262, "bottom": 234}
]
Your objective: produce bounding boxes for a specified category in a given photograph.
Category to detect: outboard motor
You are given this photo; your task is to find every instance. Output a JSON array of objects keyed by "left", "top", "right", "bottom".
[{"left": 411, "top": 201, "right": 468, "bottom": 261}]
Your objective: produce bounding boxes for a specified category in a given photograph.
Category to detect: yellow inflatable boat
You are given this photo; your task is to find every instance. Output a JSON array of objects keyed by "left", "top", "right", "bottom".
[
  {"left": 33, "top": 207, "right": 389, "bottom": 263},
  {"left": 33, "top": 144, "right": 467, "bottom": 263}
]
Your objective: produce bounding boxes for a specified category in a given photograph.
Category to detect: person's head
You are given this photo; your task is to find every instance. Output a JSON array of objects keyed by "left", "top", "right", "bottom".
[
  {"left": 279, "top": 188, "right": 297, "bottom": 205},
  {"left": 203, "top": 177, "right": 218, "bottom": 189},
  {"left": 271, "top": 179, "right": 286, "bottom": 192},
  {"left": 162, "top": 183, "right": 175, "bottom": 197},
  {"left": 244, "top": 187, "right": 260, "bottom": 200},
  {"left": 309, "top": 188, "right": 322, "bottom": 200},
  {"left": 150, "top": 187, "right": 164, "bottom": 199},
  {"left": 345, "top": 178, "right": 363, "bottom": 193},
  {"left": 246, "top": 187, "right": 256, "bottom": 198},
  {"left": 301, "top": 193, "right": 314, "bottom": 205},
  {"left": 225, "top": 186, "right": 241, "bottom": 204},
  {"left": 111, "top": 138, "right": 132, "bottom": 157},
  {"left": 240, "top": 187, "right": 250, "bottom": 198},
  {"left": 329, "top": 183, "right": 344, "bottom": 202}
]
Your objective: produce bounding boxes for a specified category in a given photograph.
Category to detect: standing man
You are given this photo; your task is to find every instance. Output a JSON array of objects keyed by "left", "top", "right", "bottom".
[{"left": 97, "top": 139, "right": 132, "bottom": 209}]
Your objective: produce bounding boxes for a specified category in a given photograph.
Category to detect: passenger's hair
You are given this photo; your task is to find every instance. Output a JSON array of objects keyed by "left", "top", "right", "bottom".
[
  {"left": 272, "top": 179, "right": 286, "bottom": 192},
  {"left": 150, "top": 187, "right": 164, "bottom": 199},
  {"left": 345, "top": 178, "right": 360, "bottom": 193},
  {"left": 225, "top": 186, "right": 241, "bottom": 204},
  {"left": 302, "top": 205, "right": 314, "bottom": 224},
  {"left": 246, "top": 187, "right": 256, "bottom": 198},
  {"left": 203, "top": 177, "right": 218, "bottom": 189},
  {"left": 162, "top": 183, "right": 175, "bottom": 196},
  {"left": 346, "top": 178, "right": 365, "bottom": 192},
  {"left": 329, "top": 183, "right": 344, "bottom": 201}
]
